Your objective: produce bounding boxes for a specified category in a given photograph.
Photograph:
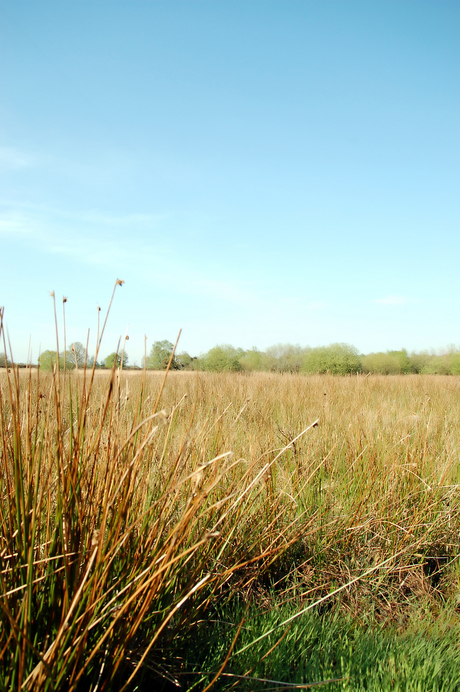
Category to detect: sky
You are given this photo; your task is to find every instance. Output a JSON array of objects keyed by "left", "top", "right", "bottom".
[{"left": 1, "top": 1, "right": 459, "bottom": 364}]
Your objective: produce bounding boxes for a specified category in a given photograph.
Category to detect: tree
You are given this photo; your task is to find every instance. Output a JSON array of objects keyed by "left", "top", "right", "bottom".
[
  {"left": 239, "top": 348, "right": 263, "bottom": 372},
  {"left": 202, "top": 345, "right": 244, "bottom": 372},
  {"left": 104, "top": 352, "right": 128, "bottom": 369},
  {"left": 262, "top": 344, "right": 306, "bottom": 373},
  {"left": 69, "top": 342, "right": 86, "bottom": 368},
  {"left": 145, "top": 341, "right": 179, "bottom": 370},
  {"left": 86, "top": 355, "right": 102, "bottom": 368},
  {"left": 302, "top": 343, "right": 362, "bottom": 375},
  {"left": 38, "top": 350, "right": 61, "bottom": 371},
  {"left": 176, "top": 352, "right": 196, "bottom": 370},
  {"left": 408, "top": 351, "right": 432, "bottom": 374},
  {"left": 451, "top": 353, "right": 460, "bottom": 375},
  {"left": 0, "top": 353, "right": 10, "bottom": 368}
]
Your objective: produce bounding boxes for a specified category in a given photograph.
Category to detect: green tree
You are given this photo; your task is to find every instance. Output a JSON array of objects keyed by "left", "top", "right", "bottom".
[
  {"left": 302, "top": 343, "right": 362, "bottom": 375},
  {"left": 451, "top": 353, "right": 460, "bottom": 375},
  {"left": 362, "top": 349, "right": 410, "bottom": 375},
  {"left": 104, "top": 352, "right": 128, "bottom": 369},
  {"left": 176, "top": 352, "right": 196, "bottom": 370},
  {"left": 239, "top": 348, "right": 263, "bottom": 372},
  {"left": 408, "top": 351, "right": 432, "bottom": 374},
  {"left": 0, "top": 353, "right": 10, "bottom": 368},
  {"left": 202, "top": 345, "right": 244, "bottom": 372},
  {"left": 419, "top": 347, "right": 460, "bottom": 375},
  {"left": 145, "top": 340, "right": 179, "bottom": 370},
  {"left": 262, "top": 344, "right": 306, "bottom": 373},
  {"left": 38, "top": 350, "right": 61, "bottom": 371}
]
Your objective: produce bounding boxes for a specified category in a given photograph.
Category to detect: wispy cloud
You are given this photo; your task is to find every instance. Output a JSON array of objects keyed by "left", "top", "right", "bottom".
[
  {"left": 0, "top": 203, "right": 265, "bottom": 308},
  {"left": 0, "top": 147, "right": 36, "bottom": 170},
  {"left": 375, "top": 295, "right": 408, "bottom": 305}
]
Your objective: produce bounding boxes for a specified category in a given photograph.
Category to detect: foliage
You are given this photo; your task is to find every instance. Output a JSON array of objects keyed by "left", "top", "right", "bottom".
[
  {"left": 147, "top": 341, "right": 460, "bottom": 376},
  {"left": 201, "top": 344, "right": 244, "bottom": 372},
  {"left": 0, "top": 352, "right": 10, "bottom": 368},
  {"left": 145, "top": 340, "right": 179, "bottom": 370},
  {"left": 362, "top": 349, "right": 411, "bottom": 375},
  {"left": 104, "top": 351, "right": 128, "bottom": 368},
  {"left": 451, "top": 353, "right": 460, "bottom": 375},
  {"left": 408, "top": 350, "right": 432, "bottom": 373},
  {"left": 38, "top": 349, "right": 62, "bottom": 371},
  {"left": 417, "top": 348, "right": 460, "bottom": 375},
  {"left": 239, "top": 347, "right": 264, "bottom": 372},
  {"left": 175, "top": 351, "right": 195, "bottom": 369},
  {"left": 187, "top": 601, "right": 460, "bottom": 691},
  {"left": 302, "top": 343, "right": 362, "bottom": 374},
  {"left": 262, "top": 343, "right": 306, "bottom": 373}
]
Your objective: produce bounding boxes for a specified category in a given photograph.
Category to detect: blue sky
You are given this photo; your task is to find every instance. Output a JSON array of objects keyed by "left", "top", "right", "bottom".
[{"left": 1, "top": 1, "right": 459, "bottom": 364}]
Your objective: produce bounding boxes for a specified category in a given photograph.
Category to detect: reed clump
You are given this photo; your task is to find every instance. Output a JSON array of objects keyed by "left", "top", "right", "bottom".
[{"left": 1, "top": 363, "right": 460, "bottom": 689}]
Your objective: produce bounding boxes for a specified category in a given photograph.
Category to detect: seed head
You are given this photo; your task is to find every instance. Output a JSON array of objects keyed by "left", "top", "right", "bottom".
[
  {"left": 116, "top": 279, "right": 125, "bottom": 286},
  {"left": 156, "top": 410, "right": 168, "bottom": 427}
]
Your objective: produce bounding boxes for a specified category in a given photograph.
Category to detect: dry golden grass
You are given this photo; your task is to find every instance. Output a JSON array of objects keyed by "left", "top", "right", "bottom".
[{"left": 1, "top": 367, "right": 459, "bottom": 689}]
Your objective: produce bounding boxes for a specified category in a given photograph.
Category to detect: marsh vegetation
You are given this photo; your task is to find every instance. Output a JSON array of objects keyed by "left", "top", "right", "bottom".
[{"left": 1, "top": 358, "right": 460, "bottom": 689}]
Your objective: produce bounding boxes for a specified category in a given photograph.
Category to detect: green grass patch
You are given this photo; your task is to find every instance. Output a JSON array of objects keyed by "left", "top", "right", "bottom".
[{"left": 179, "top": 599, "right": 460, "bottom": 691}]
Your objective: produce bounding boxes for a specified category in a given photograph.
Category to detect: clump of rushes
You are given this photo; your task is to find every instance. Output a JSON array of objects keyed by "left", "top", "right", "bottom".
[
  {"left": 0, "top": 287, "right": 322, "bottom": 691},
  {"left": 1, "top": 287, "right": 460, "bottom": 691}
]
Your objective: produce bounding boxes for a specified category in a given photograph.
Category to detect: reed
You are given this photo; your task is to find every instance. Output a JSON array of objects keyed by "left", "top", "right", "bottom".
[{"left": 1, "top": 298, "right": 459, "bottom": 689}]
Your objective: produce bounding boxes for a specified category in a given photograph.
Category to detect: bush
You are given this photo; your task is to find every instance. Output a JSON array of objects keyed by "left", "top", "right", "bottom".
[
  {"left": 262, "top": 344, "right": 306, "bottom": 373},
  {"left": 38, "top": 350, "right": 62, "bottom": 371},
  {"left": 362, "top": 350, "right": 411, "bottom": 375},
  {"left": 408, "top": 351, "right": 432, "bottom": 374},
  {"left": 176, "top": 351, "right": 196, "bottom": 370},
  {"left": 239, "top": 348, "right": 264, "bottom": 372},
  {"left": 201, "top": 344, "right": 244, "bottom": 372},
  {"left": 451, "top": 353, "right": 460, "bottom": 375},
  {"left": 104, "top": 351, "right": 128, "bottom": 368},
  {"left": 302, "top": 343, "right": 362, "bottom": 375}
]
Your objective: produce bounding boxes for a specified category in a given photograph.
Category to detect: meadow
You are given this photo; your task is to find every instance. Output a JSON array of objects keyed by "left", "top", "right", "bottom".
[{"left": 1, "top": 366, "right": 460, "bottom": 690}]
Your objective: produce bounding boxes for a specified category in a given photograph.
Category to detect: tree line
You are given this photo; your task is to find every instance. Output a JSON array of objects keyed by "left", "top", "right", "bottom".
[
  {"left": 181, "top": 342, "right": 460, "bottom": 375},
  {"left": 2, "top": 340, "right": 460, "bottom": 375}
]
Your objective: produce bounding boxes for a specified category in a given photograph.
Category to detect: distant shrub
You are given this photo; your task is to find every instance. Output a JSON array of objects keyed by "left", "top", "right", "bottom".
[
  {"left": 145, "top": 340, "right": 179, "bottom": 370},
  {"left": 262, "top": 344, "right": 306, "bottom": 373},
  {"left": 420, "top": 350, "right": 460, "bottom": 375},
  {"left": 104, "top": 352, "right": 128, "bottom": 369},
  {"left": 201, "top": 345, "right": 244, "bottom": 372},
  {"left": 451, "top": 353, "right": 460, "bottom": 375},
  {"left": 302, "top": 343, "right": 362, "bottom": 375},
  {"left": 362, "top": 349, "right": 411, "bottom": 375},
  {"left": 176, "top": 352, "right": 196, "bottom": 370},
  {"left": 239, "top": 348, "right": 264, "bottom": 372},
  {"left": 408, "top": 351, "right": 432, "bottom": 374},
  {"left": 38, "top": 350, "right": 62, "bottom": 371}
]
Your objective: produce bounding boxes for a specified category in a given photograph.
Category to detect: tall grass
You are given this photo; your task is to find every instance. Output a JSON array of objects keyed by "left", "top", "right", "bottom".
[
  {"left": 1, "top": 302, "right": 460, "bottom": 688},
  {"left": 0, "top": 306, "right": 322, "bottom": 689}
]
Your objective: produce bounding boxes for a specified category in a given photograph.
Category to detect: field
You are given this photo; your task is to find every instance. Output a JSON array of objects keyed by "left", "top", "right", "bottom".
[{"left": 1, "top": 368, "right": 460, "bottom": 690}]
